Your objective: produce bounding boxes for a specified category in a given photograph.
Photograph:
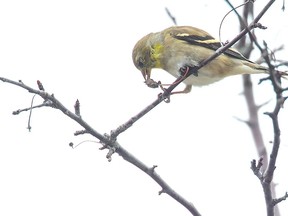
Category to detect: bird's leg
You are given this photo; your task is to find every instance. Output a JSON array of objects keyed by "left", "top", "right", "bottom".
[
  {"left": 179, "top": 65, "right": 199, "bottom": 77},
  {"left": 158, "top": 65, "right": 196, "bottom": 96},
  {"left": 159, "top": 81, "right": 192, "bottom": 96},
  {"left": 145, "top": 78, "right": 160, "bottom": 89},
  {"left": 164, "top": 65, "right": 196, "bottom": 94},
  {"left": 170, "top": 85, "right": 192, "bottom": 95}
]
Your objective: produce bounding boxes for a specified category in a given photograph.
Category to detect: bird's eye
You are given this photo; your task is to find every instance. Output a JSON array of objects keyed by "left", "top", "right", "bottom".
[{"left": 138, "top": 58, "right": 145, "bottom": 68}]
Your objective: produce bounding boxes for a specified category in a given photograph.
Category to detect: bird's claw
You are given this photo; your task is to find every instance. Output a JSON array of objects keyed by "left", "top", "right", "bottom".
[
  {"left": 179, "top": 65, "right": 198, "bottom": 77},
  {"left": 145, "top": 78, "right": 159, "bottom": 88}
]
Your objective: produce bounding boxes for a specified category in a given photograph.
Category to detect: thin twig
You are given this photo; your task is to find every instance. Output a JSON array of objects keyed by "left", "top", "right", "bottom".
[
  {"left": 0, "top": 76, "right": 201, "bottom": 216},
  {"left": 12, "top": 102, "right": 51, "bottom": 115},
  {"left": 226, "top": 0, "right": 285, "bottom": 216},
  {"left": 27, "top": 94, "right": 36, "bottom": 131},
  {"left": 220, "top": 0, "right": 251, "bottom": 42},
  {"left": 165, "top": 7, "right": 177, "bottom": 25},
  {"left": 273, "top": 192, "right": 288, "bottom": 206},
  {"left": 0, "top": 77, "right": 107, "bottom": 143}
]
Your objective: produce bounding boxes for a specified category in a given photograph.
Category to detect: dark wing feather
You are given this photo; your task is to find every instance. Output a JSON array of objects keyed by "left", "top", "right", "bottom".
[{"left": 172, "top": 33, "right": 253, "bottom": 63}]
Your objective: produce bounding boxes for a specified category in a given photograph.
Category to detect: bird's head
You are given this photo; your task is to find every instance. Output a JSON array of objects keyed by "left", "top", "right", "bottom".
[{"left": 132, "top": 33, "right": 161, "bottom": 81}]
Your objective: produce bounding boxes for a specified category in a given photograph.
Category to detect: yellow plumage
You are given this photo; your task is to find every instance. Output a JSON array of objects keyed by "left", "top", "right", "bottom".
[{"left": 132, "top": 26, "right": 268, "bottom": 93}]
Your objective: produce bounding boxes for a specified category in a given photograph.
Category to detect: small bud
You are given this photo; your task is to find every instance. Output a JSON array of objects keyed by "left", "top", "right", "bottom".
[
  {"left": 74, "top": 99, "right": 80, "bottom": 117},
  {"left": 37, "top": 80, "right": 45, "bottom": 91}
]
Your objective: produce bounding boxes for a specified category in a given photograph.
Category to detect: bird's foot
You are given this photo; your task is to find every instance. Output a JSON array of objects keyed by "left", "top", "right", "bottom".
[
  {"left": 179, "top": 65, "right": 199, "bottom": 77},
  {"left": 145, "top": 78, "right": 159, "bottom": 89}
]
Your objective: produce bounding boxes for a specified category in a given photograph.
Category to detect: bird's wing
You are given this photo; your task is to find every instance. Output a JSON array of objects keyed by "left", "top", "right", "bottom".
[{"left": 169, "top": 26, "right": 252, "bottom": 63}]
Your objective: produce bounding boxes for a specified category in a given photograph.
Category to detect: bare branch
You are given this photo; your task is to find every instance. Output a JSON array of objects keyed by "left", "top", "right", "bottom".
[
  {"left": 0, "top": 76, "right": 201, "bottom": 216},
  {"left": 226, "top": 0, "right": 287, "bottom": 215},
  {"left": 0, "top": 77, "right": 108, "bottom": 143},
  {"left": 256, "top": 18, "right": 287, "bottom": 216},
  {"left": 12, "top": 101, "right": 51, "bottom": 115},
  {"left": 273, "top": 192, "right": 288, "bottom": 206}
]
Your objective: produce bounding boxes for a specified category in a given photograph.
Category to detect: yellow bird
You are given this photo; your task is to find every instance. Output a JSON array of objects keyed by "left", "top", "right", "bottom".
[{"left": 132, "top": 26, "right": 269, "bottom": 93}]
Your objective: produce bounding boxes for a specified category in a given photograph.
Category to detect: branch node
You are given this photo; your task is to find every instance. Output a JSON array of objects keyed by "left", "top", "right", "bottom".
[
  {"left": 251, "top": 157, "right": 264, "bottom": 180},
  {"left": 263, "top": 111, "right": 273, "bottom": 118},
  {"left": 109, "top": 130, "right": 118, "bottom": 143},
  {"left": 258, "top": 76, "right": 271, "bottom": 84},
  {"left": 99, "top": 145, "right": 107, "bottom": 150},
  {"left": 158, "top": 189, "right": 165, "bottom": 195},
  {"left": 152, "top": 165, "right": 158, "bottom": 170},
  {"left": 158, "top": 92, "right": 170, "bottom": 103},
  {"left": 98, "top": 133, "right": 119, "bottom": 161},
  {"left": 233, "top": 116, "right": 250, "bottom": 126},
  {"left": 278, "top": 96, "right": 287, "bottom": 108},
  {"left": 149, "top": 165, "right": 158, "bottom": 174},
  {"left": 283, "top": 96, "right": 288, "bottom": 104}
]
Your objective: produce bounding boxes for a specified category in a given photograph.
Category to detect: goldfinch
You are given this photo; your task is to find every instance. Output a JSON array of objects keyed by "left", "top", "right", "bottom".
[{"left": 132, "top": 26, "right": 269, "bottom": 93}]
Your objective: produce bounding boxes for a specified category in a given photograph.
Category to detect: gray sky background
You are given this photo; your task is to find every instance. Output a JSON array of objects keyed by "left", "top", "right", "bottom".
[{"left": 1, "top": 1, "right": 288, "bottom": 215}]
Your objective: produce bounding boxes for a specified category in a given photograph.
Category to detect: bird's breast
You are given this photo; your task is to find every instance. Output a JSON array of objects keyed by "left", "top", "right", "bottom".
[{"left": 162, "top": 56, "right": 223, "bottom": 86}]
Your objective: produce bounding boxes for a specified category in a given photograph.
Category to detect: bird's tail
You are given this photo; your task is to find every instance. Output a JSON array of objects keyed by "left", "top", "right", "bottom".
[
  {"left": 242, "top": 61, "right": 269, "bottom": 74},
  {"left": 242, "top": 61, "right": 288, "bottom": 78}
]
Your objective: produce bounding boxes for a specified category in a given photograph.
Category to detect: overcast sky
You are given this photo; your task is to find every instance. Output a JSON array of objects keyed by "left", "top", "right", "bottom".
[{"left": 1, "top": 1, "right": 288, "bottom": 216}]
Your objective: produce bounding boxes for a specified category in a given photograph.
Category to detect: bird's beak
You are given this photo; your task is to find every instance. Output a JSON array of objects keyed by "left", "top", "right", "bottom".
[{"left": 141, "top": 68, "right": 151, "bottom": 80}]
